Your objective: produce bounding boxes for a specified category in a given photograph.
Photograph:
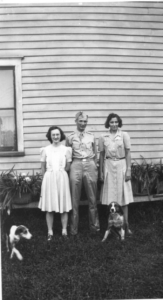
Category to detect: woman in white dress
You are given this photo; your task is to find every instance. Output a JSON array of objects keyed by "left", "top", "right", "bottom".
[
  {"left": 99, "top": 113, "right": 133, "bottom": 234},
  {"left": 38, "top": 126, "right": 72, "bottom": 241}
]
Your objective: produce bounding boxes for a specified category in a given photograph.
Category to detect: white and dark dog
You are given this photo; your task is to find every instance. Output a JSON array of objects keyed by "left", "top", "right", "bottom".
[
  {"left": 3, "top": 207, "right": 32, "bottom": 260},
  {"left": 102, "top": 202, "right": 125, "bottom": 242}
]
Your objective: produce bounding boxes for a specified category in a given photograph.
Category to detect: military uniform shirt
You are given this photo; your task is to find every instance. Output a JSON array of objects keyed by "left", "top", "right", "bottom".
[{"left": 66, "top": 131, "right": 95, "bottom": 159}]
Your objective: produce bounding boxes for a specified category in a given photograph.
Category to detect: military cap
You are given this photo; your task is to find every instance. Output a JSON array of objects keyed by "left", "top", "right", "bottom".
[{"left": 75, "top": 111, "right": 88, "bottom": 121}]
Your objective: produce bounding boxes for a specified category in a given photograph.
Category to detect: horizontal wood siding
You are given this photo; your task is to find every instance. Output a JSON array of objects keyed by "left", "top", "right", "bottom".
[{"left": 0, "top": 2, "right": 163, "bottom": 173}]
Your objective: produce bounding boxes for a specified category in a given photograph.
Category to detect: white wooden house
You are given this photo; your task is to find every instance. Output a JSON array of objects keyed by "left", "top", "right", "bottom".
[
  {"left": 1, "top": 3, "right": 163, "bottom": 298},
  {"left": 0, "top": 1, "right": 163, "bottom": 174}
]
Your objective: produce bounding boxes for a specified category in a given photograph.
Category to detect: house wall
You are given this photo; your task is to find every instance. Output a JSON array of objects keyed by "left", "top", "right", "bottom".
[{"left": 0, "top": 2, "right": 163, "bottom": 173}]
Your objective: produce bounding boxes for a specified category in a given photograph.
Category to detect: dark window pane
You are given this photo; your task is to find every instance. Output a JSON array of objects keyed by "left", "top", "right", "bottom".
[
  {"left": 0, "top": 68, "right": 17, "bottom": 151},
  {"left": 0, "top": 69, "right": 14, "bottom": 108}
]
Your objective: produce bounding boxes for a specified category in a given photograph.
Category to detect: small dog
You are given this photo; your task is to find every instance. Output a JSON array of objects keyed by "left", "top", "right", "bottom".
[
  {"left": 102, "top": 202, "right": 125, "bottom": 242},
  {"left": 3, "top": 207, "right": 32, "bottom": 260}
]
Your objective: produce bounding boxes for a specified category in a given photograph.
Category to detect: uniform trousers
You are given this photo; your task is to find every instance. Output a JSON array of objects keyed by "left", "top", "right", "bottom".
[{"left": 69, "top": 159, "right": 100, "bottom": 235}]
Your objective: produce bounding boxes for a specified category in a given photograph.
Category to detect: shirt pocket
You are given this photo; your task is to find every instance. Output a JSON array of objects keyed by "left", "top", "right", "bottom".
[
  {"left": 72, "top": 142, "right": 80, "bottom": 150},
  {"left": 86, "top": 141, "right": 92, "bottom": 149},
  {"left": 104, "top": 139, "right": 112, "bottom": 151},
  {"left": 104, "top": 139, "right": 110, "bottom": 147},
  {"left": 116, "top": 139, "right": 123, "bottom": 148}
]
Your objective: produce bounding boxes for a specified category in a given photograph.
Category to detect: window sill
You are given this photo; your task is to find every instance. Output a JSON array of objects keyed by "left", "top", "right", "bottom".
[{"left": 0, "top": 151, "right": 25, "bottom": 157}]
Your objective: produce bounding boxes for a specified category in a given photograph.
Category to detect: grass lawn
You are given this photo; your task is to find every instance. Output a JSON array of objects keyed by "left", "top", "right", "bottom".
[{"left": 2, "top": 200, "right": 163, "bottom": 300}]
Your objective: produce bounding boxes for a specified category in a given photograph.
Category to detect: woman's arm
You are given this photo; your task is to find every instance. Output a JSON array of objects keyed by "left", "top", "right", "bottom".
[
  {"left": 99, "top": 151, "right": 105, "bottom": 182},
  {"left": 41, "top": 162, "right": 46, "bottom": 178},
  {"left": 93, "top": 140, "right": 98, "bottom": 165},
  {"left": 125, "top": 148, "right": 131, "bottom": 182},
  {"left": 65, "top": 162, "right": 71, "bottom": 172}
]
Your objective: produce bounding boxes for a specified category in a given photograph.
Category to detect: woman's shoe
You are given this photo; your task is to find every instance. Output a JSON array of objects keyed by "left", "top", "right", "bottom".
[
  {"left": 125, "top": 224, "right": 133, "bottom": 235},
  {"left": 47, "top": 234, "right": 53, "bottom": 241},
  {"left": 62, "top": 233, "right": 68, "bottom": 239},
  {"left": 126, "top": 228, "right": 133, "bottom": 235}
]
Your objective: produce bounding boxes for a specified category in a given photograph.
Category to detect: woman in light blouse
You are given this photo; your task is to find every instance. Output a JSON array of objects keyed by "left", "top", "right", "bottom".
[{"left": 99, "top": 113, "right": 133, "bottom": 234}]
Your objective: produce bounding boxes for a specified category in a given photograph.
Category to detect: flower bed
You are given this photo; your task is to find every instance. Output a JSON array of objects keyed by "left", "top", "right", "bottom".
[
  {"left": 131, "top": 157, "right": 163, "bottom": 198},
  {"left": 0, "top": 167, "right": 42, "bottom": 208},
  {"left": 1, "top": 158, "right": 163, "bottom": 209}
]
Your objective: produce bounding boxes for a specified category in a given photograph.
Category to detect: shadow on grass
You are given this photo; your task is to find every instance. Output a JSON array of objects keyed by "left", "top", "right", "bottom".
[{"left": 2, "top": 201, "right": 163, "bottom": 300}]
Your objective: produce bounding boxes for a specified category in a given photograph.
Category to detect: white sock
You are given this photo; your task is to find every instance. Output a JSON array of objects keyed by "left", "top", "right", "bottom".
[
  {"left": 48, "top": 229, "right": 53, "bottom": 236},
  {"left": 62, "top": 229, "right": 67, "bottom": 235}
]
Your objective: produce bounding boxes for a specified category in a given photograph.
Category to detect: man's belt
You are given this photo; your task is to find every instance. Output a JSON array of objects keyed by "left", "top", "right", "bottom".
[
  {"left": 73, "top": 158, "right": 94, "bottom": 162},
  {"left": 105, "top": 157, "right": 125, "bottom": 161}
]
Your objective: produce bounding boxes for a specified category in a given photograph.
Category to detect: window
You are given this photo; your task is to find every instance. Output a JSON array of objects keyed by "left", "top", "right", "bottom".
[
  {"left": 0, "top": 58, "right": 24, "bottom": 156},
  {"left": 0, "top": 67, "right": 17, "bottom": 151}
]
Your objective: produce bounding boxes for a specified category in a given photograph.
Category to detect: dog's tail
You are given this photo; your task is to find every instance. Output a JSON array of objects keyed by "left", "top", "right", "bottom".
[{"left": 10, "top": 247, "right": 23, "bottom": 260}]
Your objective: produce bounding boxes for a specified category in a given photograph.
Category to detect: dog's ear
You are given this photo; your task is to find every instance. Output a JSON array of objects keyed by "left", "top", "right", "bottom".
[
  {"left": 106, "top": 204, "right": 111, "bottom": 216},
  {"left": 116, "top": 204, "right": 123, "bottom": 215},
  {"left": 15, "top": 226, "right": 26, "bottom": 235}
]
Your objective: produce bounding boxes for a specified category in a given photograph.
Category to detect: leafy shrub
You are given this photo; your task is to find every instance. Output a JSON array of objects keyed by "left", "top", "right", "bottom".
[{"left": 0, "top": 166, "right": 42, "bottom": 208}]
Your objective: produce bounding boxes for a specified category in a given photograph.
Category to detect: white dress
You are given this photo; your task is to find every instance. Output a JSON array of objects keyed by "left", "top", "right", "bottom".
[{"left": 38, "top": 144, "right": 72, "bottom": 213}]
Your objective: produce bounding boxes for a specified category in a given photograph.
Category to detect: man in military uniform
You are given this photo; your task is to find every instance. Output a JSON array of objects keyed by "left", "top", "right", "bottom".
[{"left": 66, "top": 111, "right": 100, "bottom": 235}]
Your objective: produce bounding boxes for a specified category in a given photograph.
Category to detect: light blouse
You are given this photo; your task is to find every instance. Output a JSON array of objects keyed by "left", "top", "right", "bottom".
[
  {"left": 98, "top": 128, "right": 131, "bottom": 159},
  {"left": 40, "top": 144, "right": 72, "bottom": 171}
]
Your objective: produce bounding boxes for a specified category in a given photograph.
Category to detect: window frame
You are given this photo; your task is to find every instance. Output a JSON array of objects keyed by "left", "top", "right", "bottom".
[{"left": 0, "top": 57, "right": 24, "bottom": 157}]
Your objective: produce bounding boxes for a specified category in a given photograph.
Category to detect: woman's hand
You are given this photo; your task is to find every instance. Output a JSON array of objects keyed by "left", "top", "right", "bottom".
[
  {"left": 99, "top": 151, "right": 105, "bottom": 183},
  {"left": 65, "top": 162, "right": 71, "bottom": 172},
  {"left": 125, "top": 169, "right": 131, "bottom": 182},
  {"left": 125, "top": 149, "right": 132, "bottom": 182},
  {"left": 99, "top": 173, "right": 104, "bottom": 183}
]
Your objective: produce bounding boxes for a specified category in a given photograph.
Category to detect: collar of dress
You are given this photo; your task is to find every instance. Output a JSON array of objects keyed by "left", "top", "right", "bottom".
[{"left": 107, "top": 128, "right": 122, "bottom": 139}]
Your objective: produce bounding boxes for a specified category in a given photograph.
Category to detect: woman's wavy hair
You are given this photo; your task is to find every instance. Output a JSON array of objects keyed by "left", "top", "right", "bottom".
[
  {"left": 46, "top": 126, "right": 66, "bottom": 143},
  {"left": 105, "top": 113, "right": 123, "bottom": 128}
]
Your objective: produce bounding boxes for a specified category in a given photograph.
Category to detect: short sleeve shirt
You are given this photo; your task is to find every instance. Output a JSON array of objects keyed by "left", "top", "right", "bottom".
[
  {"left": 98, "top": 129, "right": 131, "bottom": 159},
  {"left": 66, "top": 131, "right": 95, "bottom": 159}
]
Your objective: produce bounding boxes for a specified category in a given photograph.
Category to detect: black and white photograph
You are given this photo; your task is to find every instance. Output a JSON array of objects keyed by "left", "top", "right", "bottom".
[{"left": 0, "top": 0, "right": 163, "bottom": 299}]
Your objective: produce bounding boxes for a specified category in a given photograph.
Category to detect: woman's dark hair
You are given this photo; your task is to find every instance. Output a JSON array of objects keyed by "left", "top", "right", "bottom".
[
  {"left": 46, "top": 126, "right": 66, "bottom": 143},
  {"left": 105, "top": 113, "right": 123, "bottom": 128}
]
